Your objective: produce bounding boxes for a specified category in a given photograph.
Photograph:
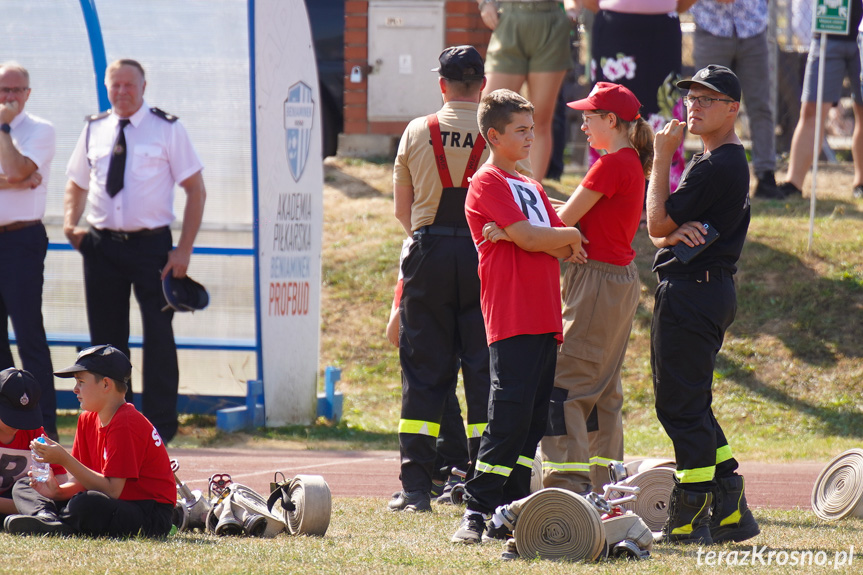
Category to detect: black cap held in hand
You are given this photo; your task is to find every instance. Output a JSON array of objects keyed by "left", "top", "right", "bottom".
[
  {"left": 432, "top": 45, "right": 485, "bottom": 82},
  {"left": 162, "top": 275, "right": 210, "bottom": 312}
]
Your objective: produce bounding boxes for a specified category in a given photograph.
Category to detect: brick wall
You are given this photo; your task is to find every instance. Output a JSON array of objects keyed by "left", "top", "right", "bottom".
[{"left": 343, "top": 0, "right": 491, "bottom": 139}]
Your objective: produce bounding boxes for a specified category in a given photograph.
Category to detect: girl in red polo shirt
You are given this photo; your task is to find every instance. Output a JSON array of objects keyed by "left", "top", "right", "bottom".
[{"left": 540, "top": 82, "right": 654, "bottom": 496}]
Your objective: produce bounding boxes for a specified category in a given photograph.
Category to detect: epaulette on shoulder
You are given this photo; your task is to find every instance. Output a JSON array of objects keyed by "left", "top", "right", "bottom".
[
  {"left": 85, "top": 111, "right": 111, "bottom": 123},
  {"left": 150, "top": 107, "right": 179, "bottom": 123}
]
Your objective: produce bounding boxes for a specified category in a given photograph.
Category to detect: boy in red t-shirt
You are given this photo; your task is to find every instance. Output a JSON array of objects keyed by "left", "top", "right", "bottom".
[
  {"left": 4, "top": 345, "right": 175, "bottom": 537},
  {"left": 452, "top": 89, "right": 587, "bottom": 544},
  {"left": 0, "top": 368, "right": 67, "bottom": 520}
]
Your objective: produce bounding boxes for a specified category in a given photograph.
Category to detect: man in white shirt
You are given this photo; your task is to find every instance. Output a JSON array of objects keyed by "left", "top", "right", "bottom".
[
  {"left": 63, "top": 59, "right": 207, "bottom": 444},
  {"left": 0, "top": 62, "right": 57, "bottom": 440}
]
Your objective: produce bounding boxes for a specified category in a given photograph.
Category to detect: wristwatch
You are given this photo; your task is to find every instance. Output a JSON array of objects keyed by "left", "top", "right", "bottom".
[{"left": 0, "top": 123, "right": 10, "bottom": 134}]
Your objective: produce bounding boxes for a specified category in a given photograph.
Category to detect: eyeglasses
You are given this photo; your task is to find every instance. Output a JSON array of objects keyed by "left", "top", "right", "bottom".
[
  {"left": 0, "top": 87, "right": 30, "bottom": 95},
  {"left": 682, "top": 95, "right": 735, "bottom": 108},
  {"left": 581, "top": 113, "right": 607, "bottom": 124}
]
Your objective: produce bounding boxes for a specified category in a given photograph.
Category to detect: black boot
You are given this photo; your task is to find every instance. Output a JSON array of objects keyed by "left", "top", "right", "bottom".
[
  {"left": 387, "top": 490, "right": 431, "bottom": 512},
  {"left": 710, "top": 475, "right": 760, "bottom": 543},
  {"left": 754, "top": 171, "right": 784, "bottom": 199},
  {"left": 661, "top": 486, "right": 713, "bottom": 545}
]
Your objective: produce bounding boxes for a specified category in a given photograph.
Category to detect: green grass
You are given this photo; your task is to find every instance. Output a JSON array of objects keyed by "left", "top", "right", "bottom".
[
  {"left": 3, "top": 506, "right": 861, "bottom": 574},
  {"left": 378, "top": 163, "right": 859, "bottom": 459},
  {"left": 29, "top": 158, "right": 863, "bottom": 574},
  {"left": 136, "top": 159, "right": 863, "bottom": 460}
]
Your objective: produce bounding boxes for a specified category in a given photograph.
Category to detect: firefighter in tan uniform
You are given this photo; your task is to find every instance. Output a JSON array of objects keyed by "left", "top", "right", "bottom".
[{"left": 388, "top": 46, "right": 493, "bottom": 512}]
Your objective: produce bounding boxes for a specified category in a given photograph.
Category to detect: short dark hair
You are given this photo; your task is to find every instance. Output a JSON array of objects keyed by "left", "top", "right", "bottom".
[
  {"left": 91, "top": 371, "right": 128, "bottom": 395},
  {"left": 441, "top": 77, "right": 484, "bottom": 99},
  {"left": 106, "top": 59, "right": 146, "bottom": 81},
  {"left": 477, "top": 89, "right": 534, "bottom": 144}
]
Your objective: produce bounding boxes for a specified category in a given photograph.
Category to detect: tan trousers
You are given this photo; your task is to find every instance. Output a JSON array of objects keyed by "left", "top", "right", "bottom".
[{"left": 541, "top": 259, "right": 640, "bottom": 494}]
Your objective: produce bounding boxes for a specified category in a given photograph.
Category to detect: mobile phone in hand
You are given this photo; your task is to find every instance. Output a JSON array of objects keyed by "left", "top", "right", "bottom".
[{"left": 670, "top": 222, "right": 720, "bottom": 265}]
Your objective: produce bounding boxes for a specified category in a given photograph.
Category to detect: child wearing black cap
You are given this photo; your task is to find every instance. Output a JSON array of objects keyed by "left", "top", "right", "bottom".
[
  {"left": 0, "top": 368, "right": 67, "bottom": 520},
  {"left": 4, "top": 345, "right": 176, "bottom": 537}
]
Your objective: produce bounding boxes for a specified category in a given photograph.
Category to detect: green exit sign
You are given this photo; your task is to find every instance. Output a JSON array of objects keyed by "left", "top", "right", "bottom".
[{"left": 814, "top": 0, "right": 852, "bottom": 34}]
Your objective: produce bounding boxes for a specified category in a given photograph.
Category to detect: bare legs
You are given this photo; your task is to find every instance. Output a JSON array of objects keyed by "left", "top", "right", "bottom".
[
  {"left": 785, "top": 101, "right": 863, "bottom": 190},
  {"left": 483, "top": 70, "right": 567, "bottom": 181}
]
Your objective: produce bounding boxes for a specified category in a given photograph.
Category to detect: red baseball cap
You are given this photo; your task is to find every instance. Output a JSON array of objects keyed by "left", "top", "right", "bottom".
[{"left": 567, "top": 82, "right": 642, "bottom": 122}]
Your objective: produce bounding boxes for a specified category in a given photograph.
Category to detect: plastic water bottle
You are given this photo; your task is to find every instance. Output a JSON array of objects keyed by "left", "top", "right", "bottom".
[{"left": 30, "top": 437, "right": 51, "bottom": 483}]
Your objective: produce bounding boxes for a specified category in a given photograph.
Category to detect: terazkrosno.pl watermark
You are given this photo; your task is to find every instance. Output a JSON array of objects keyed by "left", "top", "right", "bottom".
[{"left": 696, "top": 546, "right": 854, "bottom": 568}]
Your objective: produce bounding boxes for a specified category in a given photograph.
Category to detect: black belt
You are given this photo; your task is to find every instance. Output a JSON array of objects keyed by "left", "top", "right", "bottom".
[
  {"left": 657, "top": 267, "right": 731, "bottom": 283},
  {"left": 414, "top": 225, "right": 472, "bottom": 238},
  {"left": 0, "top": 219, "right": 40, "bottom": 234},
  {"left": 96, "top": 226, "right": 169, "bottom": 242}
]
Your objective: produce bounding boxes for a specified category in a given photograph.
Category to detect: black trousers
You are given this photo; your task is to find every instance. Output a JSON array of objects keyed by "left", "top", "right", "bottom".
[
  {"left": 398, "top": 233, "right": 490, "bottom": 492},
  {"left": 465, "top": 333, "right": 558, "bottom": 515},
  {"left": 651, "top": 273, "right": 740, "bottom": 488},
  {"left": 433, "top": 384, "right": 470, "bottom": 482},
  {"left": 0, "top": 223, "right": 56, "bottom": 433},
  {"left": 12, "top": 478, "right": 173, "bottom": 537},
  {"left": 80, "top": 227, "right": 178, "bottom": 443}
]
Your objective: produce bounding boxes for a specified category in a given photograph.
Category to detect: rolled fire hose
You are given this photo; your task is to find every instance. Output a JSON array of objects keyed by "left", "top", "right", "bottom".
[
  {"left": 811, "top": 448, "right": 863, "bottom": 521},
  {"left": 283, "top": 474, "right": 332, "bottom": 536},
  {"left": 608, "top": 467, "right": 676, "bottom": 532},
  {"left": 513, "top": 488, "right": 606, "bottom": 562},
  {"left": 623, "top": 459, "right": 676, "bottom": 478}
]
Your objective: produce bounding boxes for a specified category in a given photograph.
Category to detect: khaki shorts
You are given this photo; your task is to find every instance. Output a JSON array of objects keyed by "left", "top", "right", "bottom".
[{"left": 486, "top": 2, "right": 574, "bottom": 75}]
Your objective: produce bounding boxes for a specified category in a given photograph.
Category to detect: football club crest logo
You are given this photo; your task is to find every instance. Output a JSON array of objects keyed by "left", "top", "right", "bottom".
[{"left": 284, "top": 81, "right": 315, "bottom": 182}]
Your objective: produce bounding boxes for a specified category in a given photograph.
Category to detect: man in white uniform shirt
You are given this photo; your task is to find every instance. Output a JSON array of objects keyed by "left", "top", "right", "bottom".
[
  {"left": 63, "top": 59, "right": 206, "bottom": 444},
  {"left": 0, "top": 62, "right": 58, "bottom": 440}
]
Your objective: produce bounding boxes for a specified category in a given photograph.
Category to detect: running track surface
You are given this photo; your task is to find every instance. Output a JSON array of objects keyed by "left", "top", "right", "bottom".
[{"left": 168, "top": 448, "right": 823, "bottom": 510}]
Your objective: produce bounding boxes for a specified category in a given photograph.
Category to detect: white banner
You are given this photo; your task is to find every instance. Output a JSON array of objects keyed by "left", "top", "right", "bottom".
[{"left": 252, "top": 0, "right": 323, "bottom": 425}]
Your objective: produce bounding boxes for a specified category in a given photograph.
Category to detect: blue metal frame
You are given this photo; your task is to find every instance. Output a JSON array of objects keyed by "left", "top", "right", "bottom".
[
  {"left": 37, "top": 1, "right": 265, "bottom": 415},
  {"left": 248, "top": 0, "right": 264, "bottom": 382},
  {"left": 48, "top": 243, "right": 253, "bottom": 256},
  {"left": 78, "top": 0, "right": 109, "bottom": 111}
]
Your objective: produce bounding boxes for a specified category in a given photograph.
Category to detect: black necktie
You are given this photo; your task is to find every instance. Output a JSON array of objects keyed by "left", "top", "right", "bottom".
[{"left": 106, "top": 119, "right": 131, "bottom": 197}]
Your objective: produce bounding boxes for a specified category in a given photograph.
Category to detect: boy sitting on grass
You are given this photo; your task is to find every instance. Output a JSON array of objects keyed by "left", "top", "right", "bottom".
[
  {"left": 0, "top": 368, "right": 67, "bottom": 521},
  {"left": 452, "top": 89, "right": 587, "bottom": 544},
  {"left": 4, "top": 345, "right": 176, "bottom": 537}
]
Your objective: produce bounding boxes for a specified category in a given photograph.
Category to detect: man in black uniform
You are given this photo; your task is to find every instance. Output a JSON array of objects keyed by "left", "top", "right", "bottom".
[
  {"left": 63, "top": 59, "right": 206, "bottom": 444},
  {"left": 388, "top": 46, "right": 492, "bottom": 512},
  {"left": 647, "top": 65, "right": 759, "bottom": 545}
]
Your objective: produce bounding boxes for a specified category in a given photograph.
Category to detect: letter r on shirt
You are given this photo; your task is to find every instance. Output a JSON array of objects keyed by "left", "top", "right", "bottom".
[{"left": 507, "top": 178, "right": 550, "bottom": 227}]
